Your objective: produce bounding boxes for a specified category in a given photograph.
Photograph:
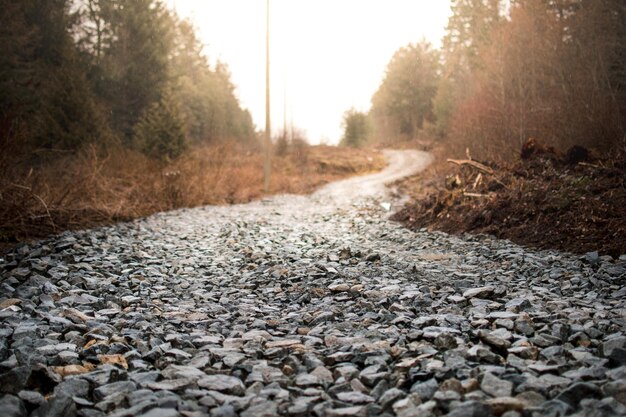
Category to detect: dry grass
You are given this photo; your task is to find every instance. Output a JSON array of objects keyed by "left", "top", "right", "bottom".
[{"left": 0, "top": 143, "right": 385, "bottom": 249}]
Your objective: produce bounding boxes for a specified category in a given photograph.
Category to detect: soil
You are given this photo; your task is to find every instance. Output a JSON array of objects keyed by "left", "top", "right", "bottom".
[{"left": 393, "top": 148, "right": 626, "bottom": 258}]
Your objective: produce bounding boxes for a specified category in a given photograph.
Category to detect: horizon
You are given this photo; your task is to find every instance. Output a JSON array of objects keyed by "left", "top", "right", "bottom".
[{"left": 166, "top": 0, "right": 452, "bottom": 144}]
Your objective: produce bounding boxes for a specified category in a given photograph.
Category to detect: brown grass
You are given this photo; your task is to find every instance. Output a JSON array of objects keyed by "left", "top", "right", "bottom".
[{"left": 0, "top": 143, "right": 385, "bottom": 249}]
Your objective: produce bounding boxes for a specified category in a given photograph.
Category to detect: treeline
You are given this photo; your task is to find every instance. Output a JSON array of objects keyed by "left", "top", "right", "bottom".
[
  {"left": 0, "top": 0, "right": 255, "bottom": 160},
  {"left": 342, "top": 0, "right": 626, "bottom": 160}
]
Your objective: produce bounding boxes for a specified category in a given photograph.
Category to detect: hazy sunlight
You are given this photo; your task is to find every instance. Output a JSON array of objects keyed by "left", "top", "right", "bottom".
[{"left": 167, "top": 0, "right": 452, "bottom": 143}]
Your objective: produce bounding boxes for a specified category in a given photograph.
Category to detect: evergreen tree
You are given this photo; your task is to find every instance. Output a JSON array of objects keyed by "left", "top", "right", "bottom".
[
  {"left": 169, "top": 18, "right": 254, "bottom": 144},
  {"left": 0, "top": 0, "right": 106, "bottom": 150},
  {"left": 133, "top": 90, "right": 187, "bottom": 161},
  {"left": 340, "top": 109, "right": 370, "bottom": 148},
  {"left": 370, "top": 42, "right": 439, "bottom": 142},
  {"left": 99, "top": 0, "right": 173, "bottom": 140}
]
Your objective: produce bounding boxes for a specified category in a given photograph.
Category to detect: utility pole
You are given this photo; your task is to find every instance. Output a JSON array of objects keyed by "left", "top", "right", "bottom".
[
  {"left": 263, "top": 0, "right": 271, "bottom": 193},
  {"left": 283, "top": 83, "right": 287, "bottom": 143}
]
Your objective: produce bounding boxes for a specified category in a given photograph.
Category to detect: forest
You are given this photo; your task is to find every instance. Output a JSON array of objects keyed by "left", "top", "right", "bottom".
[
  {"left": 1, "top": 0, "right": 625, "bottom": 249},
  {"left": 1, "top": 0, "right": 255, "bottom": 155},
  {"left": 1, "top": 0, "right": 385, "bottom": 244},
  {"left": 342, "top": 0, "right": 625, "bottom": 162}
]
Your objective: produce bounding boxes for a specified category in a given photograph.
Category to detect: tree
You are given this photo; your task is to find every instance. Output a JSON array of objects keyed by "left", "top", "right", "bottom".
[
  {"left": 439, "top": 0, "right": 626, "bottom": 159},
  {"left": 340, "top": 109, "right": 370, "bottom": 148},
  {"left": 370, "top": 41, "right": 439, "bottom": 142},
  {"left": 168, "top": 18, "right": 255, "bottom": 144},
  {"left": 96, "top": 0, "right": 174, "bottom": 140},
  {"left": 133, "top": 90, "right": 187, "bottom": 161},
  {"left": 0, "top": 0, "right": 106, "bottom": 150},
  {"left": 434, "top": 0, "right": 503, "bottom": 138}
]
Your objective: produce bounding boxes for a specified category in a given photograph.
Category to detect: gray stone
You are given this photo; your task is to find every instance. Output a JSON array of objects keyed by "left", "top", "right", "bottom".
[
  {"left": 447, "top": 400, "right": 493, "bottom": 417},
  {"left": 600, "top": 337, "right": 626, "bottom": 357},
  {"left": 0, "top": 394, "right": 27, "bottom": 417},
  {"left": 147, "top": 378, "right": 195, "bottom": 391},
  {"left": 555, "top": 382, "right": 601, "bottom": 408},
  {"left": 580, "top": 397, "right": 626, "bottom": 417},
  {"left": 410, "top": 378, "right": 438, "bottom": 401},
  {"left": 479, "top": 330, "right": 511, "bottom": 350},
  {"left": 240, "top": 400, "right": 278, "bottom": 417},
  {"left": 481, "top": 372, "right": 513, "bottom": 397},
  {"left": 136, "top": 409, "right": 180, "bottom": 417},
  {"left": 17, "top": 390, "right": 45, "bottom": 407},
  {"left": 336, "top": 391, "right": 375, "bottom": 404},
  {"left": 0, "top": 366, "right": 31, "bottom": 394},
  {"left": 463, "top": 286, "right": 495, "bottom": 299},
  {"left": 31, "top": 394, "right": 77, "bottom": 417},
  {"left": 537, "top": 399, "right": 572, "bottom": 417},
  {"left": 210, "top": 404, "right": 236, "bottom": 417},
  {"left": 198, "top": 375, "right": 245, "bottom": 395},
  {"left": 378, "top": 387, "right": 406, "bottom": 409},
  {"left": 434, "top": 333, "right": 458, "bottom": 350},
  {"left": 602, "top": 379, "right": 626, "bottom": 405},
  {"left": 392, "top": 394, "right": 425, "bottom": 417},
  {"left": 93, "top": 381, "right": 137, "bottom": 402},
  {"left": 160, "top": 365, "right": 206, "bottom": 381},
  {"left": 54, "top": 378, "right": 90, "bottom": 398},
  {"left": 295, "top": 373, "right": 320, "bottom": 387},
  {"left": 325, "top": 406, "right": 367, "bottom": 417}
]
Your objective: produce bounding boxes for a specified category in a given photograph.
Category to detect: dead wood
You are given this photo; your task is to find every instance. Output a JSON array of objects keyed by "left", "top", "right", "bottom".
[{"left": 446, "top": 158, "right": 495, "bottom": 175}]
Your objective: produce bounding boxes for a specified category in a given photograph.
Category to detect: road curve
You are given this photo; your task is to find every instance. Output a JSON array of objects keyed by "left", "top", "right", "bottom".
[{"left": 313, "top": 149, "right": 433, "bottom": 205}]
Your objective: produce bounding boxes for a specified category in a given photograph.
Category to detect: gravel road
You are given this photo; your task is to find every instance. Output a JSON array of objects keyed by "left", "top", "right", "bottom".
[{"left": 1, "top": 150, "right": 625, "bottom": 417}]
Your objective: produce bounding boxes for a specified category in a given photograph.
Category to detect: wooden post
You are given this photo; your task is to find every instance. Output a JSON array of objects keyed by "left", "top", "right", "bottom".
[{"left": 263, "top": 0, "right": 271, "bottom": 193}]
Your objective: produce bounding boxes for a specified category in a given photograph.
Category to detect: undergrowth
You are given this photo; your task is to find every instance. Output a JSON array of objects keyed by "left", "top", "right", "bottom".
[{"left": 0, "top": 142, "right": 385, "bottom": 248}]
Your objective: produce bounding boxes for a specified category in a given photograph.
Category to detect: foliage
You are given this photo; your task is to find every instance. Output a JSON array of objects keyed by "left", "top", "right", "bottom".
[
  {"left": 89, "top": 0, "right": 173, "bottom": 140},
  {"left": 438, "top": 0, "right": 626, "bottom": 160},
  {"left": 168, "top": 20, "right": 254, "bottom": 144},
  {"left": 361, "top": 0, "right": 625, "bottom": 159},
  {"left": 1, "top": 0, "right": 255, "bottom": 160},
  {"left": 370, "top": 41, "right": 440, "bottom": 143},
  {"left": 340, "top": 109, "right": 370, "bottom": 148},
  {"left": 133, "top": 91, "right": 187, "bottom": 161},
  {"left": 0, "top": 0, "right": 107, "bottom": 150}
]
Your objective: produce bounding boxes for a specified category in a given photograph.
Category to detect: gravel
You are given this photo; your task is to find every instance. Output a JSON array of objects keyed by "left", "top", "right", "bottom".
[{"left": 1, "top": 150, "right": 625, "bottom": 416}]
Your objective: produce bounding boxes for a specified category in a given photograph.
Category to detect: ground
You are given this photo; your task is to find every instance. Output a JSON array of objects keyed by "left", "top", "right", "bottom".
[
  {"left": 393, "top": 148, "right": 626, "bottom": 258},
  {"left": 0, "top": 150, "right": 624, "bottom": 417}
]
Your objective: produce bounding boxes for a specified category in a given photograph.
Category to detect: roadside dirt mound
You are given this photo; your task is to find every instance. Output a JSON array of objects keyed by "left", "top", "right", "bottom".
[{"left": 393, "top": 145, "right": 626, "bottom": 257}]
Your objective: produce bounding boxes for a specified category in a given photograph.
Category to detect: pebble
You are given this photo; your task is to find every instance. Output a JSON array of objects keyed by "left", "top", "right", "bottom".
[{"left": 0, "top": 150, "right": 625, "bottom": 416}]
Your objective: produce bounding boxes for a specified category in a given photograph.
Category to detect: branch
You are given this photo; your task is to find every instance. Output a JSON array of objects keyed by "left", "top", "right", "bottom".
[
  {"left": 463, "top": 192, "right": 490, "bottom": 198},
  {"left": 447, "top": 159, "right": 494, "bottom": 175}
]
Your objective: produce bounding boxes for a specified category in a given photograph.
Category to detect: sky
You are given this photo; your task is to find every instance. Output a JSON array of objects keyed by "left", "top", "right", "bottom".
[{"left": 166, "top": 0, "right": 452, "bottom": 144}]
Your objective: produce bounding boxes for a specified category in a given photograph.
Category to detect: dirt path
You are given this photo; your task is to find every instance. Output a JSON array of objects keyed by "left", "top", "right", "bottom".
[{"left": 313, "top": 150, "right": 433, "bottom": 204}]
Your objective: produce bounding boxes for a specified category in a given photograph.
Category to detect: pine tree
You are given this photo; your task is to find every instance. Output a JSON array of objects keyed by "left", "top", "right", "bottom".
[
  {"left": 99, "top": 0, "right": 173, "bottom": 140},
  {"left": 370, "top": 42, "right": 439, "bottom": 142},
  {"left": 340, "top": 109, "right": 370, "bottom": 148},
  {"left": 0, "top": 0, "right": 107, "bottom": 150},
  {"left": 133, "top": 91, "right": 187, "bottom": 161}
]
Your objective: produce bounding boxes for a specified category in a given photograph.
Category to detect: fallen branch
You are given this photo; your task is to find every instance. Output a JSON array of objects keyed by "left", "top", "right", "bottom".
[
  {"left": 472, "top": 173, "right": 483, "bottom": 190},
  {"left": 578, "top": 162, "right": 604, "bottom": 170},
  {"left": 463, "top": 192, "right": 490, "bottom": 198},
  {"left": 447, "top": 159, "right": 494, "bottom": 175}
]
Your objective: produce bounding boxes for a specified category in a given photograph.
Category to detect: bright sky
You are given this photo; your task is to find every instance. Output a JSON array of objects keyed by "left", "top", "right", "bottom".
[{"left": 166, "top": 0, "right": 452, "bottom": 144}]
